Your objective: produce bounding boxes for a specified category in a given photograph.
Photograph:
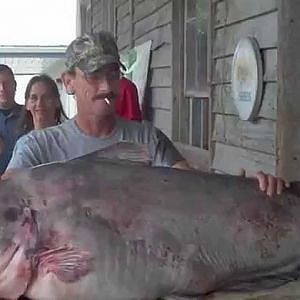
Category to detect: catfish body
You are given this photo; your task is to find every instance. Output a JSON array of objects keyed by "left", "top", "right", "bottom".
[{"left": 0, "top": 146, "right": 300, "bottom": 299}]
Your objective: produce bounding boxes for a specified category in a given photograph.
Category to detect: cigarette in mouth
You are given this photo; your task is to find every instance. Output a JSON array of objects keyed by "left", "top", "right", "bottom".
[{"left": 104, "top": 98, "right": 110, "bottom": 105}]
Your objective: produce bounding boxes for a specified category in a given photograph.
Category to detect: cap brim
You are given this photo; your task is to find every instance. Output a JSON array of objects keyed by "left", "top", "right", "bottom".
[
  {"left": 120, "top": 62, "right": 127, "bottom": 71},
  {"left": 78, "top": 56, "right": 123, "bottom": 74}
]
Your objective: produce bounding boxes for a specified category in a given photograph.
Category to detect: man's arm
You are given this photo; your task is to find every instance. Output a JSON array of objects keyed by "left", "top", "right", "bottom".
[
  {"left": 2, "top": 135, "right": 41, "bottom": 179},
  {"left": 1, "top": 168, "right": 20, "bottom": 180}
]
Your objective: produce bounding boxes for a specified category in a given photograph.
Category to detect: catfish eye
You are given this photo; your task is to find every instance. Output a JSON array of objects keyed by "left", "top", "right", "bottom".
[{"left": 4, "top": 207, "right": 19, "bottom": 222}]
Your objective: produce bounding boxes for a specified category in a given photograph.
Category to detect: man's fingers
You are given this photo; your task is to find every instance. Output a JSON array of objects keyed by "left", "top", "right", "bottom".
[
  {"left": 256, "top": 171, "right": 267, "bottom": 192},
  {"left": 255, "top": 171, "right": 291, "bottom": 197},
  {"left": 267, "top": 175, "right": 276, "bottom": 197},
  {"left": 285, "top": 181, "right": 291, "bottom": 188},
  {"left": 239, "top": 168, "right": 246, "bottom": 177},
  {"left": 276, "top": 178, "right": 284, "bottom": 195}
]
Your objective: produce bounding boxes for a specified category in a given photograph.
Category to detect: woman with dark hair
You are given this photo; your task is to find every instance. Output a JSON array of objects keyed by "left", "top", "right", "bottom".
[{"left": 18, "top": 74, "right": 68, "bottom": 134}]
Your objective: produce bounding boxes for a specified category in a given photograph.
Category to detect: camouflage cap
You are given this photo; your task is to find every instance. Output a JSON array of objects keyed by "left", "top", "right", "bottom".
[{"left": 65, "top": 31, "right": 124, "bottom": 73}]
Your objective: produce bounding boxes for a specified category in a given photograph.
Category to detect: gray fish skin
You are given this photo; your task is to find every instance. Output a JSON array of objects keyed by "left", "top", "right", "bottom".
[{"left": 0, "top": 148, "right": 300, "bottom": 299}]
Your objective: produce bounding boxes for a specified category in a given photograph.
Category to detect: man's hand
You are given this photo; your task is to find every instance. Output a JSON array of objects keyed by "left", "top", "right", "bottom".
[
  {"left": 255, "top": 171, "right": 290, "bottom": 197},
  {"left": 172, "top": 160, "right": 191, "bottom": 170},
  {"left": 1, "top": 168, "right": 19, "bottom": 180}
]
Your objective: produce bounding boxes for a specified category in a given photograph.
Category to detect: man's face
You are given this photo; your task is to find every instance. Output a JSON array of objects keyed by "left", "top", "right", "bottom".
[
  {"left": 0, "top": 71, "right": 16, "bottom": 108},
  {"left": 65, "top": 63, "right": 120, "bottom": 119}
]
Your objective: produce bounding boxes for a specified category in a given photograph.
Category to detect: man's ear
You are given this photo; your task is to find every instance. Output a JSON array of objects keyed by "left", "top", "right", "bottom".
[{"left": 61, "top": 71, "right": 75, "bottom": 95}]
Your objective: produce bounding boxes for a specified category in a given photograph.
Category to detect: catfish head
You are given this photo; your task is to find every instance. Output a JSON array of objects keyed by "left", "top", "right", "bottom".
[{"left": 0, "top": 178, "right": 38, "bottom": 299}]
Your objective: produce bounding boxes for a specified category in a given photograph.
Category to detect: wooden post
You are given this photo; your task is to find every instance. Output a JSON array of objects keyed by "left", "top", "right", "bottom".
[
  {"left": 208, "top": 0, "right": 213, "bottom": 168},
  {"left": 171, "top": 0, "right": 184, "bottom": 142},
  {"left": 277, "top": 1, "right": 300, "bottom": 181},
  {"left": 129, "top": 0, "right": 134, "bottom": 48}
]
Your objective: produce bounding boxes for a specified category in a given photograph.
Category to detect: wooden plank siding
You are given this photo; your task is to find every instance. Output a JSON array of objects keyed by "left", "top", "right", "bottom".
[
  {"left": 115, "top": 0, "right": 173, "bottom": 137},
  {"left": 212, "top": 142, "right": 276, "bottom": 177},
  {"left": 133, "top": 0, "right": 173, "bottom": 137},
  {"left": 212, "top": 115, "right": 276, "bottom": 154},
  {"left": 213, "top": 11, "right": 278, "bottom": 58},
  {"left": 133, "top": 2, "right": 172, "bottom": 39},
  {"left": 211, "top": 0, "right": 279, "bottom": 175},
  {"left": 133, "top": 0, "right": 170, "bottom": 24},
  {"left": 90, "top": 0, "right": 115, "bottom": 34},
  {"left": 116, "top": 0, "right": 131, "bottom": 51},
  {"left": 116, "top": 0, "right": 127, "bottom": 6},
  {"left": 214, "top": 0, "right": 277, "bottom": 27},
  {"left": 91, "top": 1, "right": 103, "bottom": 32},
  {"left": 116, "top": 1, "right": 129, "bottom": 19}
]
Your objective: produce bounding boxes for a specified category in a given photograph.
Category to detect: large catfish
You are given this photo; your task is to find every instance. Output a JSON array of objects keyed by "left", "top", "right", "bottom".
[{"left": 0, "top": 143, "right": 300, "bottom": 299}]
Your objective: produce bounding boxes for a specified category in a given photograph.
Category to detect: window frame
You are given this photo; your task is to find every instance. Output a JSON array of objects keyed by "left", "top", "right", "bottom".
[
  {"left": 172, "top": 0, "right": 211, "bottom": 152},
  {"left": 183, "top": 0, "right": 209, "bottom": 99}
]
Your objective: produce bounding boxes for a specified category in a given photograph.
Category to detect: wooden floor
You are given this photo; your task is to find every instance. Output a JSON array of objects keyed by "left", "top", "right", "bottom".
[
  {"left": 162, "top": 280, "right": 300, "bottom": 299},
  {"left": 19, "top": 281, "right": 300, "bottom": 300},
  {"left": 205, "top": 280, "right": 300, "bottom": 299}
]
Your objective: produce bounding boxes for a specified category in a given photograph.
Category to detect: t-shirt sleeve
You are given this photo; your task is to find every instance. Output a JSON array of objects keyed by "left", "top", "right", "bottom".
[
  {"left": 150, "top": 127, "right": 184, "bottom": 167},
  {"left": 5, "top": 134, "right": 42, "bottom": 170}
]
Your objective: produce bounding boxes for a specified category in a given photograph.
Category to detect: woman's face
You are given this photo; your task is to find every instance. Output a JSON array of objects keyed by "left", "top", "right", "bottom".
[{"left": 25, "top": 81, "right": 58, "bottom": 126}]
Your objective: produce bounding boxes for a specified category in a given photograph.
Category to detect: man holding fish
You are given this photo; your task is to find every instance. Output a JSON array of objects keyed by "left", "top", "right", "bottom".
[{"left": 3, "top": 30, "right": 278, "bottom": 199}]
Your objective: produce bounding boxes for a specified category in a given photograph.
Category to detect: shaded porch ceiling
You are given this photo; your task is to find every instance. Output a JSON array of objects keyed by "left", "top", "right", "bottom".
[{"left": 0, "top": 45, "right": 66, "bottom": 78}]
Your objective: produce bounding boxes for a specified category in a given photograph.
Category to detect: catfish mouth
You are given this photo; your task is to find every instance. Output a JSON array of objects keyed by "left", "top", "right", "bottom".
[
  {"left": 0, "top": 242, "right": 20, "bottom": 272},
  {"left": 0, "top": 207, "right": 94, "bottom": 299},
  {"left": 0, "top": 207, "right": 39, "bottom": 299},
  {"left": 0, "top": 241, "right": 33, "bottom": 299}
]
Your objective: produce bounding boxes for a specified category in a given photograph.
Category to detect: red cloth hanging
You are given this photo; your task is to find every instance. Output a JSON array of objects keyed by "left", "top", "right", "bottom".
[{"left": 115, "top": 77, "right": 142, "bottom": 121}]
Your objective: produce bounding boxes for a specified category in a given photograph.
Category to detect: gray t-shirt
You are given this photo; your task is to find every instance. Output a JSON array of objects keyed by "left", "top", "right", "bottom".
[{"left": 7, "top": 117, "right": 183, "bottom": 170}]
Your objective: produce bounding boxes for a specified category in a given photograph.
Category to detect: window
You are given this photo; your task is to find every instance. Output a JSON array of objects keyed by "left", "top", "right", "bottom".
[
  {"left": 173, "top": 0, "right": 209, "bottom": 150},
  {"left": 185, "top": 0, "right": 209, "bottom": 97}
]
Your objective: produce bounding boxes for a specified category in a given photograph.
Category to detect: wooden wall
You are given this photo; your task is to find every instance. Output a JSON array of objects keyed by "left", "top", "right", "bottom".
[
  {"left": 114, "top": 0, "right": 174, "bottom": 138},
  {"left": 88, "top": 0, "right": 114, "bottom": 34},
  {"left": 211, "top": 0, "right": 278, "bottom": 177}
]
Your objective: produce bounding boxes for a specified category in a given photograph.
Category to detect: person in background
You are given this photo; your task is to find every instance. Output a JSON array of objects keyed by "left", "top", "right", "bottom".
[
  {"left": 0, "top": 64, "right": 23, "bottom": 174},
  {"left": 17, "top": 74, "right": 67, "bottom": 134},
  {"left": 115, "top": 75, "right": 142, "bottom": 121}
]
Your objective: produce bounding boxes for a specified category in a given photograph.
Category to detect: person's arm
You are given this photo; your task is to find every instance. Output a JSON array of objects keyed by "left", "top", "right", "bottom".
[
  {"left": 1, "top": 168, "right": 20, "bottom": 180},
  {"left": 2, "top": 135, "right": 41, "bottom": 179}
]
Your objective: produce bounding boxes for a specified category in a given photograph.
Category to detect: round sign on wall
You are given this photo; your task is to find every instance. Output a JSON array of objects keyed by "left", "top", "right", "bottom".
[{"left": 231, "top": 37, "right": 263, "bottom": 121}]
